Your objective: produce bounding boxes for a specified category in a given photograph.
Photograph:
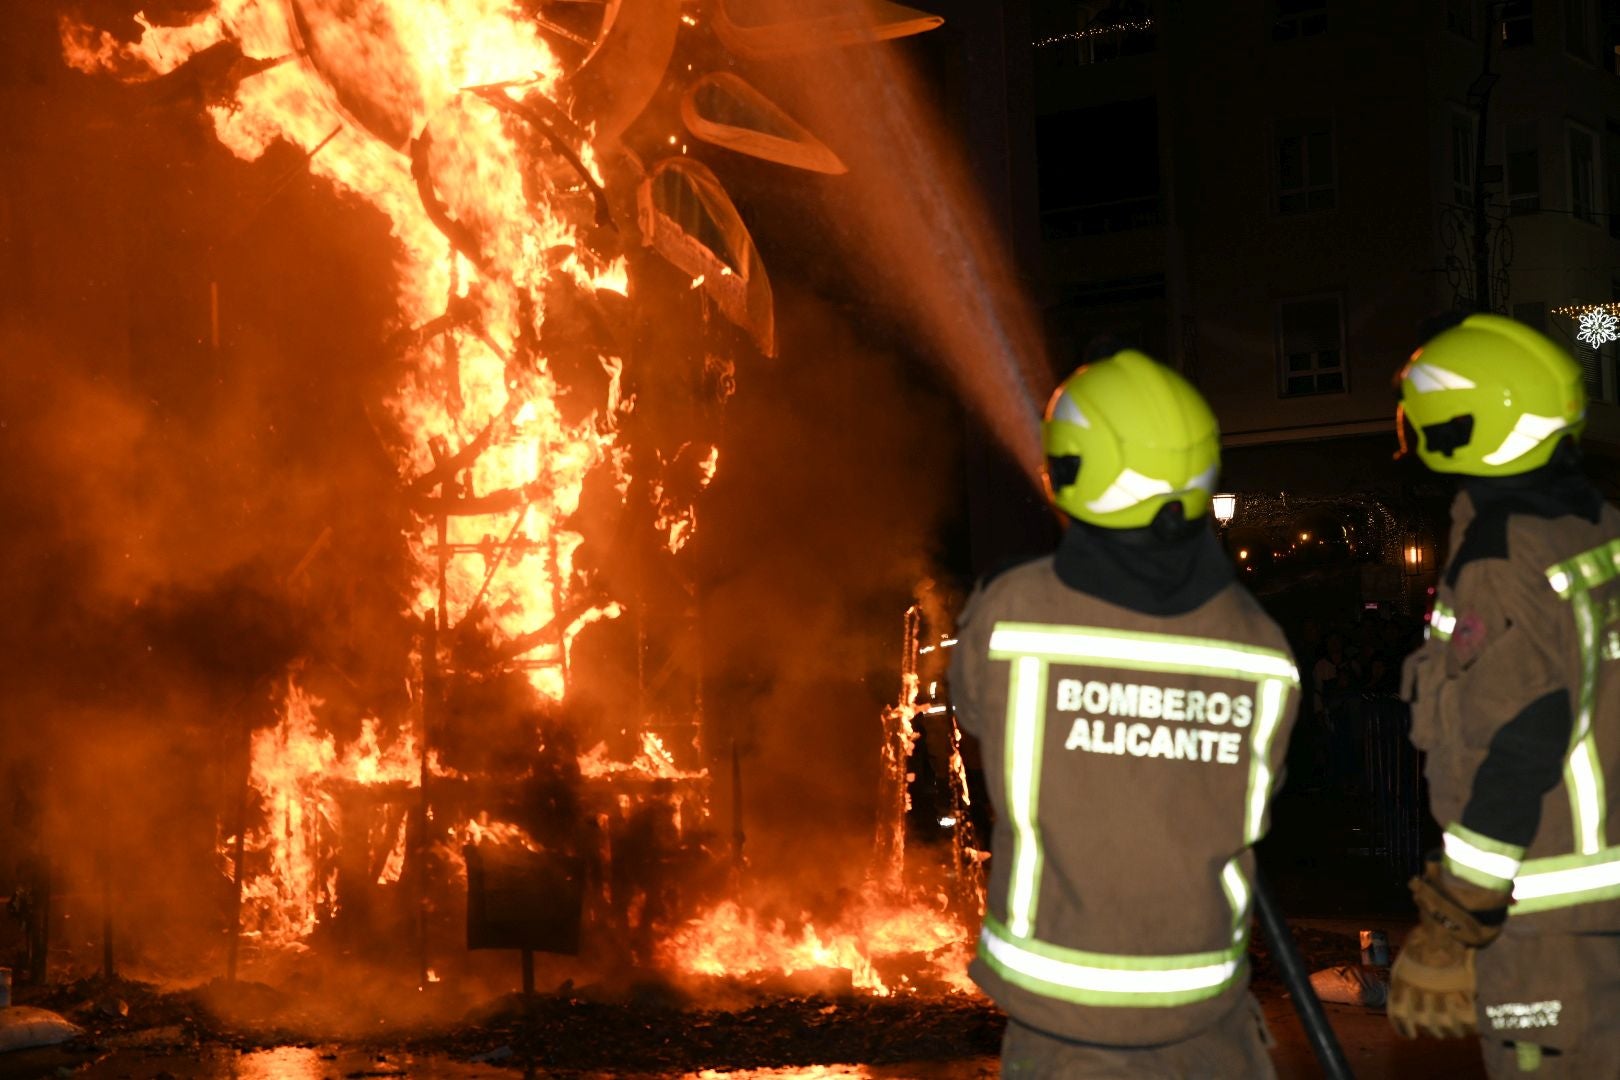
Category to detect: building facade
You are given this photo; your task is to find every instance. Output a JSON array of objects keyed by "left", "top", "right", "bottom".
[{"left": 1024, "top": 0, "right": 1620, "bottom": 480}]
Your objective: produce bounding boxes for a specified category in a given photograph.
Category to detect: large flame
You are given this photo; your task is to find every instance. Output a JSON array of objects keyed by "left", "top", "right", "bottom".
[
  {"left": 66, "top": 0, "right": 631, "bottom": 947},
  {"left": 63, "top": 2, "right": 626, "bottom": 699},
  {"left": 63, "top": 1, "right": 978, "bottom": 993}
]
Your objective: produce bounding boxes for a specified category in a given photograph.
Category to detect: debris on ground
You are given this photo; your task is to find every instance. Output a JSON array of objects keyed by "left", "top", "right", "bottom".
[
  {"left": 0, "top": 924, "right": 1386, "bottom": 1073},
  {"left": 1308, "top": 965, "right": 1388, "bottom": 1008},
  {"left": 0, "top": 1007, "right": 83, "bottom": 1054}
]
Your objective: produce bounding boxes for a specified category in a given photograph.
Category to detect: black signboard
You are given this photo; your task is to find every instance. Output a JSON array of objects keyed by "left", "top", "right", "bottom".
[{"left": 464, "top": 844, "right": 585, "bottom": 954}]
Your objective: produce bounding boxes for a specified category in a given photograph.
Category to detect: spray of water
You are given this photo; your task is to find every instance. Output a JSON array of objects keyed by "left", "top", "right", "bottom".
[{"left": 751, "top": 0, "right": 1051, "bottom": 484}]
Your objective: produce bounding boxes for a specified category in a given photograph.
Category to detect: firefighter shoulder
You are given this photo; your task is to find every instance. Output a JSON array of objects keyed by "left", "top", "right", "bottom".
[
  {"left": 950, "top": 349, "right": 1301, "bottom": 1048},
  {"left": 1393, "top": 313, "right": 1620, "bottom": 1048}
]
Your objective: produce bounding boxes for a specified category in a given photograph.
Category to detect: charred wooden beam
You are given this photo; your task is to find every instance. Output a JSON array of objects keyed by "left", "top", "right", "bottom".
[
  {"left": 468, "top": 86, "right": 615, "bottom": 230},
  {"left": 410, "top": 132, "right": 490, "bottom": 272}
]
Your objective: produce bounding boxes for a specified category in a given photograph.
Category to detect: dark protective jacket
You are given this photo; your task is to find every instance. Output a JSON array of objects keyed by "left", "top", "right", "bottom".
[
  {"left": 950, "top": 524, "right": 1300, "bottom": 1046},
  {"left": 1403, "top": 478, "right": 1620, "bottom": 929}
]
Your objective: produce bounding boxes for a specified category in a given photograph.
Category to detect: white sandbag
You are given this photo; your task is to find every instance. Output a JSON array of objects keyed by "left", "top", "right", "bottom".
[
  {"left": 1309, "top": 964, "right": 1388, "bottom": 1008},
  {"left": 0, "top": 1006, "right": 83, "bottom": 1053}
]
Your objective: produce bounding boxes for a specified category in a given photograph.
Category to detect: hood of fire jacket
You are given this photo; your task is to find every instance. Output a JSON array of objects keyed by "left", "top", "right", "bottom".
[
  {"left": 1461, "top": 443, "right": 1605, "bottom": 522},
  {"left": 1054, "top": 509, "right": 1236, "bottom": 617}
]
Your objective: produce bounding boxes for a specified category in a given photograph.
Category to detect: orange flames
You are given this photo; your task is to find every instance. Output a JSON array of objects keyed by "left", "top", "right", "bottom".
[
  {"left": 62, "top": 1, "right": 629, "bottom": 700},
  {"left": 64, "top": 0, "right": 979, "bottom": 994},
  {"left": 235, "top": 678, "right": 418, "bottom": 946},
  {"left": 660, "top": 888, "right": 975, "bottom": 998},
  {"left": 69, "top": 0, "right": 633, "bottom": 945},
  {"left": 579, "top": 732, "right": 707, "bottom": 782}
]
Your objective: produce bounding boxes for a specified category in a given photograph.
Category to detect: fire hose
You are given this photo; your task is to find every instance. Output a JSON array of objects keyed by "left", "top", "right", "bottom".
[{"left": 1253, "top": 870, "right": 1356, "bottom": 1080}]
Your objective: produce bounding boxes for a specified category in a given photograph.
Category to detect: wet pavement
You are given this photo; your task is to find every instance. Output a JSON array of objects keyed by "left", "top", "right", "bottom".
[
  {"left": 0, "top": 1004, "right": 1492, "bottom": 1080},
  {"left": 0, "top": 918, "right": 1491, "bottom": 1080},
  {"left": 0, "top": 1043, "right": 1003, "bottom": 1080}
]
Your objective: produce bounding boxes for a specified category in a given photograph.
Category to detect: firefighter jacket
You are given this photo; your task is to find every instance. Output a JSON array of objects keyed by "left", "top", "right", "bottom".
[
  {"left": 1404, "top": 475, "right": 1620, "bottom": 932},
  {"left": 950, "top": 527, "right": 1300, "bottom": 1046}
]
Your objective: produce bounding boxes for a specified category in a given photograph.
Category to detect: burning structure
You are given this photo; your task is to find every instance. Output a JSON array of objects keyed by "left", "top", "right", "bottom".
[{"left": 10, "top": 0, "right": 990, "bottom": 1005}]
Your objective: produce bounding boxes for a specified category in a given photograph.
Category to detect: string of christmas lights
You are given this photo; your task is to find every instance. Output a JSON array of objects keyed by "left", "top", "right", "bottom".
[
  {"left": 1033, "top": 19, "right": 1154, "bottom": 48},
  {"left": 1551, "top": 301, "right": 1620, "bottom": 318}
]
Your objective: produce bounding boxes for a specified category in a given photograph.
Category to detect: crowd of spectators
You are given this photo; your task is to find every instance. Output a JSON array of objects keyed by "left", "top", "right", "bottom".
[{"left": 1284, "top": 607, "right": 1427, "bottom": 794}]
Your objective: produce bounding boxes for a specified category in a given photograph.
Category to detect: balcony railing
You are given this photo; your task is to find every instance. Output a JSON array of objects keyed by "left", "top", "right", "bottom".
[{"left": 1040, "top": 195, "right": 1162, "bottom": 240}]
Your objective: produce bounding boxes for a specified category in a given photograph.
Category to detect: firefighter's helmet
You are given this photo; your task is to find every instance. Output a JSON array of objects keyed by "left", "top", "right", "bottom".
[
  {"left": 1398, "top": 314, "right": 1586, "bottom": 476},
  {"left": 1042, "top": 349, "right": 1220, "bottom": 528}
]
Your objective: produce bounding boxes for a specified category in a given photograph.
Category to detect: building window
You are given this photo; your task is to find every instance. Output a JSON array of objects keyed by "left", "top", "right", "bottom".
[
  {"left": 1570, "top": 124, "right": 1599, "bottom": 223},
  {"left": 1501, "top": 0, "right": 1534, "bottom": 47},
  {"left": 1275, "top": 118, "right": 1336, "bottom": 214},
  {"left": 1272, "top": 0, "right": 1328, "bottom": 41},
  {"left": 1566, "top": 0, "right": 1596, "bottom": 61},
  {"left": 1036, "top": 98, "right": 1161, "bottom": 239},
  {"left": 1507, "top": 121, "right": 1541, "bottom": 213},
  {"left": 1447, "top": 0, "right": 1475, "bottom": 38},
  {"left": 1451, "top": 111, "right": 1476, "bottom": 207},
  {"left": 1277, "top": 296, "right": 1346, "bottom": 397},
  {"left": 1512, "top": 300, "right": 1547, "bottom": 333}
]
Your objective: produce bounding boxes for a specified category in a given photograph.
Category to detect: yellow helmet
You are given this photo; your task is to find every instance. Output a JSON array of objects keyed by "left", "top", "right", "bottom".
[
  {"left": 1397, "top": 314, "right": 1585, "bottom": 475},
  {"left": 1042, "top": 349, "right": 1220, "bottom": 528}
]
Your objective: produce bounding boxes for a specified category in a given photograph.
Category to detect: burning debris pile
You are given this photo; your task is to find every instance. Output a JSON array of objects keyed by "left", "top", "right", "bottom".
[{"left": 38, "top": 0, "right": 980, "bottom": 1001}]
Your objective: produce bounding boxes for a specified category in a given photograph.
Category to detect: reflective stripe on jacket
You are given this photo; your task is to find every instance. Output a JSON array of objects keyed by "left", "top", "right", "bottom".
[
  {"left": 1405, "top": 492, "right": 1620, "bottom": 928},
  {"left": 951, "top": 557, "right": 1299, "bottom": 1046},
  {"left": 1514, "top": 536, "right": 1620, "bottom": 913}
]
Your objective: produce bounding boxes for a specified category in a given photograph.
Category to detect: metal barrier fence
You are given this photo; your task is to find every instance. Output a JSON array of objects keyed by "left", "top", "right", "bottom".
[{"left": 1352, "top": 694, "right": 1428, "bottom": 884}]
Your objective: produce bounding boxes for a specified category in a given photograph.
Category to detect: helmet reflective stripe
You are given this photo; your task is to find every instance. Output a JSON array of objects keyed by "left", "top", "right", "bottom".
[
  {"left": 1442, "top": 824, "right": 1525, "bottom": 890},
  {"left": 979, "top": 915, "right": 1244, "bottom": 1006},
  {"left": 1085, "top": 467, "right": 1174, "bottom": 515},
  {"left": 1188, "top": 463, "right": 1218, "bottom": 494},
  {"left": 1050, "top": 390, "right": 1089, "bottom": 428},
  {"left": 1005, "top": 656, "right": 1047, "bottom": 937},
  {"left": 1481, "top": 413, "right": 1576, "bottom": 467},
  {"left": 1244, "top": 679, "right": 1290, "bottom": 844},
  {"left": 1405, "top": 362, "right": 1477, "bottom": 392}
]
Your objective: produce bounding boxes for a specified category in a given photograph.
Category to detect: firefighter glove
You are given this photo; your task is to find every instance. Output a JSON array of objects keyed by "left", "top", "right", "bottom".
[{"left": 1388, "top": 858, "right": 1510, "bottom": 1039}]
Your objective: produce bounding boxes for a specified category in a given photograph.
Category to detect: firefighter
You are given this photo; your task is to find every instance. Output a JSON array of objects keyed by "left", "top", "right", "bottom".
[
  {"left": 1390, "top": 313, "right": 1620, "bottom": 1076},
  {"left": 950, "top": 347, "right": 1299, "bottom": 1077}
]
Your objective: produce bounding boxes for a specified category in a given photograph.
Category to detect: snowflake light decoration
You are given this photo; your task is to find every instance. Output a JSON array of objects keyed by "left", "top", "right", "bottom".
[{"left": 1577, "top": 309, "right": 1620, "bottom": 348}]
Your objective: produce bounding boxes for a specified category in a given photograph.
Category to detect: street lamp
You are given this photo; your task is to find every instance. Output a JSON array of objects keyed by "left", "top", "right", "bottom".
[{"left": 1212, "top": 493, "right": 1237, "bottom": 527}]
